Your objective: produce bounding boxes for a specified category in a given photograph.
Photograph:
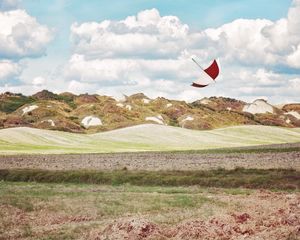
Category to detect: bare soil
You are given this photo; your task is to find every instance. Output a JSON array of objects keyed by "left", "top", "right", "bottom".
[
  {"left": 90, "top": 191, "right": 300, "bottom": 240},
  {"left": 1, "top": 188, "right": 299, "bottom": 240},
  {"left": 1, "top": 143, "right": 299, "bottom": 171}
]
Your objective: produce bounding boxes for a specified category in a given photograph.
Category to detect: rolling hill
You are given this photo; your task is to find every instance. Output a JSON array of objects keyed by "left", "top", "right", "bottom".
[
  {"left": 0, "top": 124, "right": 299, "bottom": 154},
  {"left": 0, "top": 90, "right": 299, "bottom": 133}
]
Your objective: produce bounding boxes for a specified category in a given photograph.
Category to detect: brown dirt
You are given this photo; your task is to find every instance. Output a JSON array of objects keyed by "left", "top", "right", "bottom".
[
  {"left": 1, "top": 189, "right": 299, "bottom": 240},
  {"left": 0, "top": 143, "right": 299, "bottom": 171},
  {"left": 0, "top": 204, "right": 95, "bottom": 239},
  {"left": 88, "top": 191, "right": 300, "bottom": 240}
]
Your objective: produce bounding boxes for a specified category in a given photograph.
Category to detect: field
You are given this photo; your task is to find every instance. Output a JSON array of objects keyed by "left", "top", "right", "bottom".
[
  {"left": 0, "top": 124, "right": 299, "bottom": 239},
  {"left": 0, "top": 124, "right": 300, "bottom": 154},
  {"left": 0, "top": 180, "right": 299, "bottom": 239},
  {"left": 1, "top": 143, "right": 300, "bottom": 170}
]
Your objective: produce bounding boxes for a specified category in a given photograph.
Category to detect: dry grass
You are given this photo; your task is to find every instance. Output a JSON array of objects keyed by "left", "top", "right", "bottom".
[
  {"left": 0, "top": 181, "right": 299, "bottom": 239},
  {"left": 0, "top": 182, "right": 225, "bottom": 239}
]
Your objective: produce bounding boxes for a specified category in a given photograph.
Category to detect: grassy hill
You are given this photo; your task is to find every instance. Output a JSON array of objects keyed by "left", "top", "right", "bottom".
[
  {"left": 0, "top": 91, "right": 300, "bottom": 133},
  {"left": 0, "top": 124, "right": 299, "bottom": 154}
]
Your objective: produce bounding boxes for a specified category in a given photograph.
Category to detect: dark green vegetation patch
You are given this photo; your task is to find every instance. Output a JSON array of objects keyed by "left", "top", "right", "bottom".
[
  {"left": 0, "top": 168, "right": 299, "bottom": 190},
  {"left": 0, "top": 95, "right": 34, "bottom": 113}
]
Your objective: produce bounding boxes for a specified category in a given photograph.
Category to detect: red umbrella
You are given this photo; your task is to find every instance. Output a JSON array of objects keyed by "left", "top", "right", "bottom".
[{"left": 191, "top": 58, "right": 220, "bottom": 88}]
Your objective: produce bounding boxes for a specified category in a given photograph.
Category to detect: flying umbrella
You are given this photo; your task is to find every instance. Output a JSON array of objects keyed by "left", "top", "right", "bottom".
[{"left": 191, "top": 58, "right": 220, "bottom": 88}]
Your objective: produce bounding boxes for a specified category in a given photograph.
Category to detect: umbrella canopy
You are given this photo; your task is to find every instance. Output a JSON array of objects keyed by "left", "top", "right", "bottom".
[{"left": 192, "top": 58, "right": 220, "bottom": 88}]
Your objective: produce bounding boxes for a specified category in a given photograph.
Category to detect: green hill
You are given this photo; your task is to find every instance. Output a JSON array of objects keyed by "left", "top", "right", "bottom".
[{"left": 0, "top": 124, "right": 299, "bottom": 154}]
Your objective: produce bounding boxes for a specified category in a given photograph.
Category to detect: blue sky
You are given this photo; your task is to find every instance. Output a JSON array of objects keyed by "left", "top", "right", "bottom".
[
  {"left": 23, "top": 0, "right": 292, "bottom": 27},
  {"left": 0, "top": 0, "right": 299, "bottom": 103}
]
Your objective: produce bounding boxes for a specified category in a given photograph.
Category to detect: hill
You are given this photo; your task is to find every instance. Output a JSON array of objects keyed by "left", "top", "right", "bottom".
[
  {"left": 0, "top": 90, "right": 300, "bottom": 133},
  {"left": 0, "top": 124, "right": 299, "bottom": 154}
]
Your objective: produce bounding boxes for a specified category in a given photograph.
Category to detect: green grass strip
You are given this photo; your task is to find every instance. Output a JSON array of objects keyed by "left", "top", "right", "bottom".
[{"left": 0, "top": 168, "right": 299, "bottom": 190}]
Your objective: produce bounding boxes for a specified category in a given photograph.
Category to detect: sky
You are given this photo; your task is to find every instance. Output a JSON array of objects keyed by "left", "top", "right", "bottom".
[{"left": 0, "top": 0, "right": 299, "bottom": 103}]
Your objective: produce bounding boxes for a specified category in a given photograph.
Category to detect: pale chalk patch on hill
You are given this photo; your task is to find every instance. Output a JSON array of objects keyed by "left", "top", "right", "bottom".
[
  {"left": 243, "top": 99, "right": 274, "bottom": 114},
  {"left": 227, "top": 107, "right": 232, "bottom": 111},
  {"left": 143, "top": 98, "right": 150, "bottom": 104},
  {"left": 200, "top": 98, "right": 212, "bottom": 105},
  {"left": 81, "top": 116, "right": 102, "bottom": 128},
  {"left": 42, "top": 119, "right": 55, "bottom": 127},
  {"left": 180, "top": 115, "right": 194, "bottom": 128},
  {"left": 126, "top": 105, "right": 132, "bottom": 111},
  {"left": 114, "top": 95, "right": 126, "bottom": 103},
  {"left": 22, "top": 105, "right": 38, "bottom": 115},
  {"left": 145, "top": 115, "right": 165, "bottom": 125},
  {"left": 116, "top": 103, "right": 124, "bottom": 108},
  {"left": 285, "top": 111, "right": 300, "bottom": 119},
  {"left": 166, "top": 103, "right": 172, "bottom": 108},
  {"left": 275, "top": 104, "right": 285, "bottom": 109},
  {"left": 181, "top": 116, "right": 194, "bottom": 123}
]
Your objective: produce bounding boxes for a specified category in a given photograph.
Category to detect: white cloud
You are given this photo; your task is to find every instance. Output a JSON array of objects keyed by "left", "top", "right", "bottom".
[
  {"left": 2, "top": 2, "right": 299, "bottom": 104},
  {"left": 32, "top": 76, "right": 46, "bottom": 86},
  {"left": 63, "top": 54, "right": 200, "bottom": 101},
  {"left": 0, "top": 9, "right": 53, "bottom": 59},
  {"left": 0, "top": 83, "right": 44, "bottom": 95},
  {"left": 70, "top": 8, "right": 189, "bottom": 59},
  {"left": 0, "top": 6, "right": 54, "bottom": 89},
  {"left": 252, "top": 69, "right": 282, "bottom": 86},
  {"left": 203, "top": 19, "right": 274, "bottom": 65},
  {"left": 287, "top": 0, "right": 300, "bottom": 37},
  {"left": 0, "top": 60, "right": 21, "bottom": 80},
  {"left": 287, "top": 44, "right": 300, "bottom": 68},
  {"left": 67, "top": 80, "right": 97, "bottom": 94},
  {"left": 200, "top": 0, "right": 300, "bottom": 69},
  {"left": 177, "top": 89, "right": 204, "bottom": 102},
  {"left": 68, "top": 4, "right": 300, "bottom": 69},
  {"left": 223, "top": 68, "right": 300, "bottom": 103},
  {"left": 64, "top": 54, "right": 197, "bottom": 85},
  {"left": 69, "top": 4, "right": 300, "bottom": 69},
  {"left": 62, "top": 5, "right": 300, "bottom": 104}
]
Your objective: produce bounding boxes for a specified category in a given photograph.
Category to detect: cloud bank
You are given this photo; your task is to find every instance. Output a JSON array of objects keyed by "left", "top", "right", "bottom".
[
  {"left": 0, "top": 9, "right": 53, "bottom": 59},
  {"left": 0, "top": 3, "right": 53, "bottom": 87},
  {"left": 62, "top": 1, "right": 300, "bottom": 102},
  {"left": 1, "top": 1, "right": 300, "bottom": 103}
]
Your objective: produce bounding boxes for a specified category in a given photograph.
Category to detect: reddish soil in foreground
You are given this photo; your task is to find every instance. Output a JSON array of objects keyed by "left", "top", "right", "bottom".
[
  {"left": 1, "top": 190, "right": 299, "bottom": 239},
  {"left": 88, "top": 191, "right": 300, "bottom": 240}
]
